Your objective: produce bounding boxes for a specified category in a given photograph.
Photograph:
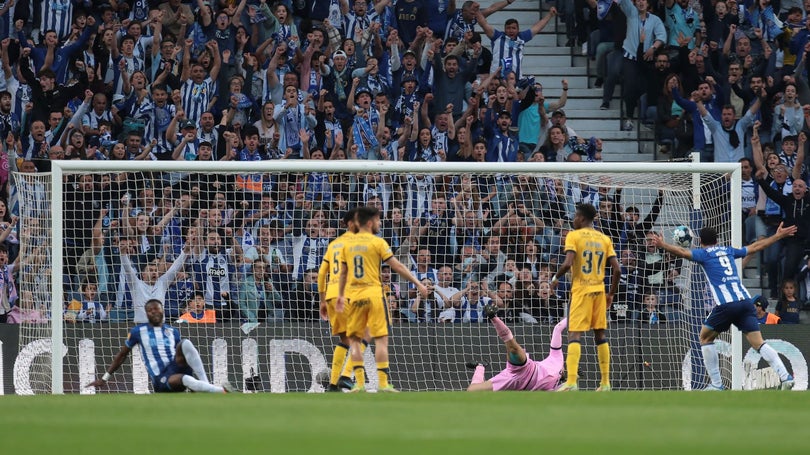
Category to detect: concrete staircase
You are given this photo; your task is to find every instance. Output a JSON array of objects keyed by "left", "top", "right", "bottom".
[{"left": 477, "top": 1, "right": 655, "bottom": 161}]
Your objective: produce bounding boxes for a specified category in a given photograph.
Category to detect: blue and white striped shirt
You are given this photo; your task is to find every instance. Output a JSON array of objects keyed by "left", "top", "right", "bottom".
[
  {"left": 343, "top": 12, "right": 379, "bottom": 43},
  {"left": 82, "top": 110, "right": 113, "bottom": 132},
  {"left": 490, "top": 29, "right": 534, "bottom": 80},
  {"left": 125, "top": 323, "right": 182, "bottom": 379},
  {"left": 194, "top": 251, "right": 231, "bottom": 308},
  {"left": 40, "top": 0, "right": 73, "bottom": 41},
  {"left": 181, "top": 77, "right": 216, "bottom": 125},
  {"left": 444, "top": 10, "right": 475, "bottom": 43},
  {"left": 691, "top": 246, "right": 751, "bottom": 305}
]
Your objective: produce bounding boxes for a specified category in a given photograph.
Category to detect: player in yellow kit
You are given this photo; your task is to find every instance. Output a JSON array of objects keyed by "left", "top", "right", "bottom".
[
  {"left": 337, "top": 206, "right": 428, "bottom": 392},
  {"left": 318, "top": 208, "right": 359, "bottom": 391},
  {"left": 550, "top": 203, "right": 621, "bottom": 392}
]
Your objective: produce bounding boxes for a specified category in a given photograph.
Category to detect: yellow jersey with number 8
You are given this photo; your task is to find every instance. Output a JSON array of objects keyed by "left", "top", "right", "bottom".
[
  {"left": 564, "top": 228, "right": 616, "bottom": 294},
  {"left": 340, "top": 232, "right": 394, "bottom": 289}
]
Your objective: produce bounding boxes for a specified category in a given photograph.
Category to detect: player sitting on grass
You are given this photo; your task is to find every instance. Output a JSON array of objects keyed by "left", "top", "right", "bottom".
[
  {"left": 88, "top": 299, "right": 235, "bottom": 393},
  {"left": 466, "top": 304, "right": 568, "bottom": 392}
]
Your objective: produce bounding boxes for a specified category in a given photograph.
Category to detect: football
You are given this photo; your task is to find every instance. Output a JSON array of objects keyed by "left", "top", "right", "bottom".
[{"left": 672, "top": 226, "right": 692, "bottom": 247}]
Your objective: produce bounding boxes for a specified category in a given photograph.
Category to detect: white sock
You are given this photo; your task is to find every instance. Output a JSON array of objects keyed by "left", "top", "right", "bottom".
[
  {"left": 181, "top": 340, "right": 210, "bottom": 382},
  {"left": 759, "top": 343, "right": 791, "bottom": 381},
  {"left": 182, "top": 375, "right": 224, "bottom": 393},
  {"left": 701, "top": 343, "right": 723, "bottom": 387}
]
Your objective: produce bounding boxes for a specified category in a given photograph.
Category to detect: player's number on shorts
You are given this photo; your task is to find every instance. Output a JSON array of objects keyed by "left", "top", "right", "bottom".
[
  {"left": 353, "top": 255, "right": 365, "bottom": 279},
  {"left": 332, "top": 252, "right": 340, "bottom": 275},
  {"left": 581, "top": 249, "right": 604, "bottom": 275},
  {"left": 718, "top": 255, "right": 734, "bottom": 275}
]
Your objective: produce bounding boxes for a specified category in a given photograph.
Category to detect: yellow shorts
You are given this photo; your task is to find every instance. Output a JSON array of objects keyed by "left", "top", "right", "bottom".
[
  {"left": 326, "top": 298, "right": 347, "bottom": 336},
  {"left": 344, "top": 287, "right": 389, "bottom": 339},
  {"left": 568, "top": 290, "right": 607, "bottom": 332}
]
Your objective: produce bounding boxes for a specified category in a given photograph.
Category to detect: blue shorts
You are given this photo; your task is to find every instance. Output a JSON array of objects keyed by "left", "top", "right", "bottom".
[
  {"left": 704, "top": 300, "right": 760, "bottom": 334},
  {"left": 152, "top": 360, "right": 194, "bottom": 393}
]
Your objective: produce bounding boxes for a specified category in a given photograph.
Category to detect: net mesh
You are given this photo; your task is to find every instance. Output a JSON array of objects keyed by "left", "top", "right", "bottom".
[{"left": 14, "top": 164, "right": 734, "bottom": 393}]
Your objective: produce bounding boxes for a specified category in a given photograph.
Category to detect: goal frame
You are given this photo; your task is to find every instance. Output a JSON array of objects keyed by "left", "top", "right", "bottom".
[{"left": 46, "top": 160, "right": 742, "bottom": 393}]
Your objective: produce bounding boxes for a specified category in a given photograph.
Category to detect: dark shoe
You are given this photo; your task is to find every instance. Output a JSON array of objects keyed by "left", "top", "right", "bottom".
[
  {"left": 465, "top": 361, "right": 489, "bottom": 370},
  {"left": 326, "top": 384, "right": 341, "bottom": 392},
  {"left": 483, "top": 303, "right": 499, "bottom": 319},
  {"left": 337, "top": 375, "right": 355, "bottom": 390},
  {"left": 600, "top": 102, "right": 609, "bottom": 110},
  {"left": 244, "top": 368, "right": 262, "bottom": 392},
  {"left": 594, "top": 78, "right": 604, "bottom": 88}
]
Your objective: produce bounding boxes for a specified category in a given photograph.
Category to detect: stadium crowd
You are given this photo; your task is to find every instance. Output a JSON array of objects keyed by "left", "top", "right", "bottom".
[{"left": 0, "top": 0, "right": 806, "bottom": 325}]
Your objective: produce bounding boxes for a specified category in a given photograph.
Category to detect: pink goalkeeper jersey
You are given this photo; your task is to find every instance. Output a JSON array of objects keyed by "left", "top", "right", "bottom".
[{"left": 490, "top": 352, "right": 564, "bottom": 392}]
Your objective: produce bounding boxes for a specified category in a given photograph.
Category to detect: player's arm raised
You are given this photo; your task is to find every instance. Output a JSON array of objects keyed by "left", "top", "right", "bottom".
[
  {"left": 649, "top": 232, "right": 692, "bottom": 260},
  {"left": 745, "top": 222, "right": 798, "bottom": 255},
  {"left": 87, "top": 344, "right": 132, "bottom": 388},
  {"left": 385, "top": 256, "right": 429, "bottom": 297}
]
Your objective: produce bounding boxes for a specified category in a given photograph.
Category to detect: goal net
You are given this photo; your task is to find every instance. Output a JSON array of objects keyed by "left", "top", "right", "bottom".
[{"left": 12, "top": 160, "right": 741, "bottom": 394}]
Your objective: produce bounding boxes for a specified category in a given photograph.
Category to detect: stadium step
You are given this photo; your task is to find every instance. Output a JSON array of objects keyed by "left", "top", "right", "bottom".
[
  {"left": 520, "top": 54, "right": 573, "bottom": 68},
  {"left": 522, "top": 64, "right": 588, "bottom": 76},
  {"left": 473, "top": 0, "right": 650, "bottom": 162},
  {"left": 486, "top": 10, "right": 540, "bottom": 28},
  {"left": 555, "top": 108, "right": 622, "bottom": 118},
  {"left": 523, "top": 46, "right": 574, "bottom": 56},
  {"left": 534, "top": 76, "right": 589, "bottom": 90}
]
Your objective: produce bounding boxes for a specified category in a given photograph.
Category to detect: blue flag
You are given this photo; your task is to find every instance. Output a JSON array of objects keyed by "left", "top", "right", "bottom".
[{"left": 597, "top": 0, "right": 614, "bottom": 20}]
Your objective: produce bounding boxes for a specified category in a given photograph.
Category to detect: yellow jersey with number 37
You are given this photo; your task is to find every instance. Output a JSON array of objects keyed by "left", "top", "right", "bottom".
[
  {"left": 564, "top": 227, "right": 616, "bottom": 294},
  {"left": 340, "top": 232, "right": 394, "bottom": 290}
]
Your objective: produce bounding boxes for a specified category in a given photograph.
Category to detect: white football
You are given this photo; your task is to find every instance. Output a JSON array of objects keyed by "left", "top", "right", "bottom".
[{"left": 672, "top": 226, "right": 693, "bottom": 247}]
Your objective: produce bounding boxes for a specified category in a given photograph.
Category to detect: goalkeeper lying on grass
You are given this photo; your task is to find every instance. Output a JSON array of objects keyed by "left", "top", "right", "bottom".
[{"left": 467, "top": 304, "right": 567, "bottom": 392}]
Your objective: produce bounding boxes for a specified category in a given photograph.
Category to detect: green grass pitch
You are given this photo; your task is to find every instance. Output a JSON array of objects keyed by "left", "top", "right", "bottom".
[{"left": 2, "top": 392, "right": 808, "bottom": 454}]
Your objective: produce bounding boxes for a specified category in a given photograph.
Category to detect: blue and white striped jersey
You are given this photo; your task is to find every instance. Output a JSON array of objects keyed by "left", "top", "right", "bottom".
[
  {"left": 490, "top": 29, "right": 534, "bottom": 80},
  {"left": 181, "top": 77, "right": 216, "bottom": 125},
  {"left": 193, "top": 251, "right": 231, "bottom": 308},
  {"left": 125, "top": 323, "right": 182, "bottom": 379},
  {"left": 41, "top": 0, "right": 73, "bottom": 41},
  {"left": 691, "top": 246, "right": 751, "bottom": 305}
]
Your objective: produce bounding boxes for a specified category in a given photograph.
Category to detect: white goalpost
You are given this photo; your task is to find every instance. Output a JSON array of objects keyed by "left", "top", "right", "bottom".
[{"left": 12, "top": 160, "right": 742, "bottom": 394}]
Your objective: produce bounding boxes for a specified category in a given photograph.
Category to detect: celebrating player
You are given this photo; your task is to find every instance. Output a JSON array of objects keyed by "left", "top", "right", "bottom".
[
  {"left": 318, "top": 207, "right": 363, "bottom": 391},
  {"left": 337, "top": 206, "right": 429, "bottom": 392},
  {"left": 650, "top": 223, "right": 797, "bottom": 390},
  {"left": 88, "top": 300, "right": 235, "bottom": 393},
  {"left": 551, "top": 203, "right": 621, "bottom": 391},
  {"left": 467, "top": 306, "right": 568, "bottom": 392},
  {"left": 120, "top": 242, "right": 189, "bottom": 323}
]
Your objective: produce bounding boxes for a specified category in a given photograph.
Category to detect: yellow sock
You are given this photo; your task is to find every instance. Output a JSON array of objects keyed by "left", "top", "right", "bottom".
[
  {"left": 566, "top": 341, "right": 581, "bottom": 386},
  {"left": 377, "top": 361, "right": 390, "bottom": 389},
  {"left": 330, "top": 344, "right": 349, "bottom": 385},
  {"left": 341, "top": 341, "right": 368, "bottom": 378},
  {"left": 597, "top": 341, "right": 611, "bottom": 386},
  {"left": 353, "top": 364, "right": 366, "bottom": 388}
]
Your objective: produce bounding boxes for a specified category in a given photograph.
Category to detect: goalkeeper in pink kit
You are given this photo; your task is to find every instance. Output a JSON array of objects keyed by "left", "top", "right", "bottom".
[{"left": 467, "top": 303, "right": 567, "bottom": 392}]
